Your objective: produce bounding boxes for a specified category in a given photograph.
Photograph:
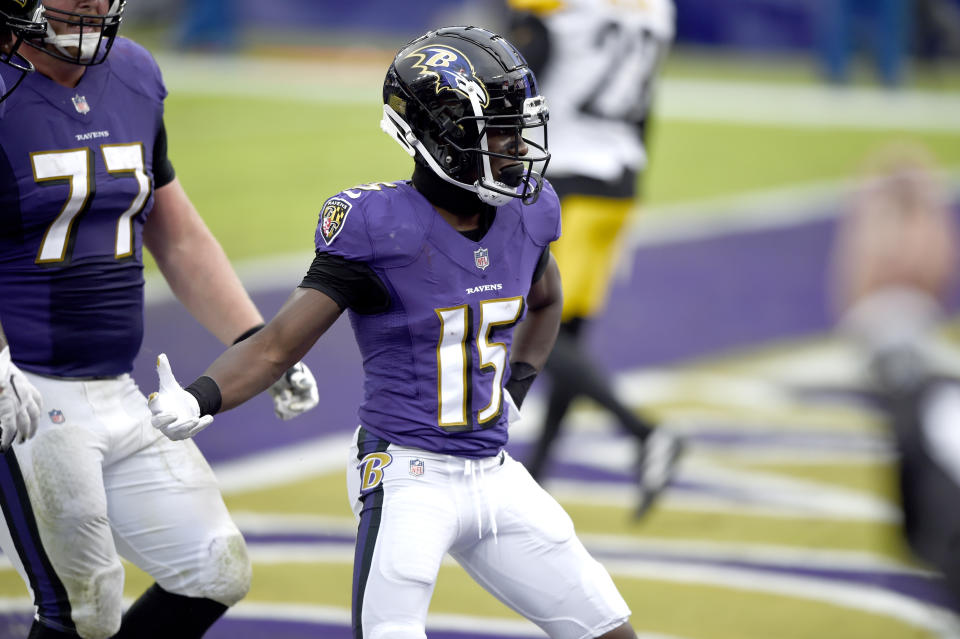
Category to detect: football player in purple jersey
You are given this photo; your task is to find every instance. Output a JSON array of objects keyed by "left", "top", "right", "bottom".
[
  {"left": 0, "top": 0, "right": 46, "bottom": 103},
  {"left": 0, "top": 1, "right": 319, "bottom": 637},
  {"left": 150, "top": 26, "right": 641, "bottom": 639}
]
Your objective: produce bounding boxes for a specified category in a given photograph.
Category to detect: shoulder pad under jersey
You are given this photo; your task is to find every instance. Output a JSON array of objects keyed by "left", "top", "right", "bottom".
[
  {"left": 313, "top": 181, "right": 428, "bottom": 268},
  {"left": 107, "top": 37, "right": 167, "bottom": 103}
]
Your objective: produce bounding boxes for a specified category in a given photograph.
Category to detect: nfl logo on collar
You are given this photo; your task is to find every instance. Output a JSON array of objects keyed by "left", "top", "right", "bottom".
[
  {"left": 474, "top": 247, "right": 490, "bottom": 271},
  {"left": 49, "top": 409, "right": 66, "bottom": 424},
  {"left": 409, "top": 458, "right": 425, "bottom": 477},
  {"left": 71, "top": 94, "right": 90, "bottom": 115}
]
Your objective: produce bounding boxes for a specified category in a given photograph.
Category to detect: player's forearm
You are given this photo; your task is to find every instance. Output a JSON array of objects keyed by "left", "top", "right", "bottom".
[
  {"left": 204, "top": 336, "right": 290, "bottom": 412},
  {"left": 201, "top": 287, "right": 341, "bottom": 413}
]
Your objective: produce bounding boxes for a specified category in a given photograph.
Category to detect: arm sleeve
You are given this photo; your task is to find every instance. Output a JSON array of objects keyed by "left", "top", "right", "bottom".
[
  {"left": 299, "top": 252, "right": 391, "bottom": 315},
  {"left": 531, "top": 245, "right": 550, "bottom": 284},
  {"left": 153, "top": 118, "right": 176, "bottom": 189}
]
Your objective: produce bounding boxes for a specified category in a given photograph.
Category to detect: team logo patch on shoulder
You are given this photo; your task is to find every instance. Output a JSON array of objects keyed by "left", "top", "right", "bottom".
[{"left": 320, "top": 197, "right": 352, "bottom": 245}]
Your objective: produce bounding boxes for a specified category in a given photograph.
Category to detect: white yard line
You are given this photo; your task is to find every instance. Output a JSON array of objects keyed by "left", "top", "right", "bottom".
[{"left": 156, "top": 52, "right": 960, "bottom": 133}]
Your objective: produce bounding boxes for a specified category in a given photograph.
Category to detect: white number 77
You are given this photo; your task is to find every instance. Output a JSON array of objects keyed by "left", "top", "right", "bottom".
[{"left": 32, "top": 143, "right": 150, "bottom": 264}]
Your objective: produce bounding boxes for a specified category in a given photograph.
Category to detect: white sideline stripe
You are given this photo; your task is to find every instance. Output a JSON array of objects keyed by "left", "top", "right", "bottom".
[
  {"left": 212, "top": 432, "right": 353, "bottom": 494},
  {"left": 229, "top": 512, "right": 923, "bottom": 575},
  {"left": 659, "top": 78, "right": 960, "bottom": 132},
  {"left": 607, "top": 560, "right": 960, "bottom": 638},
  {"left": 545, "top": 478, "right": 899, "bottom": 523},
  {"left": 227, "top": 511, "right": 922, "bottom": 574},
  {"left": 156, "top": 53, "right": 960, "bottom": 132}
]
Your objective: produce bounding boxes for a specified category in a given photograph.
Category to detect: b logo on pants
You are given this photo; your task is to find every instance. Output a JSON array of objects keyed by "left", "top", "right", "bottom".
[{"left": 358, "top": 452, "right": 393, "bottom": 492}]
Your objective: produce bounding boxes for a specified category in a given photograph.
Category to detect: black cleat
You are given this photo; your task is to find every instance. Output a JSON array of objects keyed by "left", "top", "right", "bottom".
[{"left": 635, "top": 429, "right": 685, "bottom": 519}]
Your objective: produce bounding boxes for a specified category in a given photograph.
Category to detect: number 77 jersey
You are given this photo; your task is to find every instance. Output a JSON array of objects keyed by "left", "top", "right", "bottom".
[
  {"left": 0, "top": 39, "right": 166, "bottom": 378},
  {"left": 315, "top": 180, "right": 561, "bottom": 458}
]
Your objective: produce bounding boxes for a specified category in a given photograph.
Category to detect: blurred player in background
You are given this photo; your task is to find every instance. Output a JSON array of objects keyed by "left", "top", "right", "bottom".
[
  {"left": 0, "top": 1, "right": 318, "bottom": 637},
  {"left": 508, "top": 0, "right": 683, "bottom": 516},
  {"left": 833, "top": 144, "right": 960, "bottom": 602},
  {"left": 0, "top": 0, "right": 46, "bottom": 102},
  {"left": 149, "top": 25, "right": 641, "bottom": 639}
]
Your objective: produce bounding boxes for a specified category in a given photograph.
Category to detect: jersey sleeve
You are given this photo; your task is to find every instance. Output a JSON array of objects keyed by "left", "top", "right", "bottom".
[
  {"left": 522, "top": 179, "right": 562, "bottom": 246},
  {"left": 313, "top": 193, "right": 376, "bottom": 263}
]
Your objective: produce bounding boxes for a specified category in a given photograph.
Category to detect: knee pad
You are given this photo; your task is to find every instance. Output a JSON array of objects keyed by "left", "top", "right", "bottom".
[
  {"left": 71, "top": 563, "right": 124, "bottom": 639},
  {"left": 367, "top": 622, "right": 428, "bottom": 639},
  {"left": 196, "top": 531, "right": 252, "bottom": 606}
]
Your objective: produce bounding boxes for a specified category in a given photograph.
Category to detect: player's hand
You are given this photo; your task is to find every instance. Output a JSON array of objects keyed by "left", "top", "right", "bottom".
[
  {"left": 148, "top": 353, "right": 213, "bottom": 440},
  {"left": 268, "top": 361, "right": 319, "bottom": 420},
  {"left": 0, "top": 346, "right": 42, "bottom": 452}
]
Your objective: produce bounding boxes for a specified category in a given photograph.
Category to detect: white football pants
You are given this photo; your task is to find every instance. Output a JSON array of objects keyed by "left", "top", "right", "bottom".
[
  {"left": 347, "top": 426, "right": 630, "bottom": 639},
  {"left": 0, "top": 373, "right": 250, "bottom": 639}
]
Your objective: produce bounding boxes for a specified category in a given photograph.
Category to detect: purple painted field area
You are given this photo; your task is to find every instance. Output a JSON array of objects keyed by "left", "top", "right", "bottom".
[{"left": 132, "top": 209, "right": 861, "bottom": 465}]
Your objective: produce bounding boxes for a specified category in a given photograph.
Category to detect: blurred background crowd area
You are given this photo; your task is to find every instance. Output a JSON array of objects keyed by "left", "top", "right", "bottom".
[{"left": 124, "top": 0, "right": 960, "bottom": 88}]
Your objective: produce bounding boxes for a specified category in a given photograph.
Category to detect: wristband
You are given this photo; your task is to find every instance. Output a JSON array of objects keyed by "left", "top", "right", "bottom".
[
  {"left": 185, "top": 376, "right": 222, "bottom": 417},
  {"left": 504, "top": 362, "right": 537, "bottom": 408},
  {"left": 233, "top": 324, "right": 265, "bottom": 345}
]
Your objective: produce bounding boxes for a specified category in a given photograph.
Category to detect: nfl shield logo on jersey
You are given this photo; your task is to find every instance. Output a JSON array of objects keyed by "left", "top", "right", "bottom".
[
  {"left": 409, "top": 458, "right": 425, "bottom": 477},
  {"left": 71, "top": 95, "right": 90, "bottom": 115},
  {"left": 48, "top": 409, "right": 65, "bottom": 424},
  {"left": 474, "top": 247, "right": 490, "bottom": 271}
]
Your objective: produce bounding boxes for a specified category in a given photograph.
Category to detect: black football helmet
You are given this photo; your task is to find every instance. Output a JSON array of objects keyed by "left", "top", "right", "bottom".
[
  {"left": 0, "top": 0, "right": 46, "bottom": 102},
  {"left": 381, "top": 26, "right": 550, "bottom": 206},
  {"left": 26, "top": 0, "right": 124, "bottom": 66}
]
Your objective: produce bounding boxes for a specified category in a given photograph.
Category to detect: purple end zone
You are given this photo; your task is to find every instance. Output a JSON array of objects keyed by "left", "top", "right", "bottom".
[{"left": 132, "top": 204, "right": 960, "bottom": 465}]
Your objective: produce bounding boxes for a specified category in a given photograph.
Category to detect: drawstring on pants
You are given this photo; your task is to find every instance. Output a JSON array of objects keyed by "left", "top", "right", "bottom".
[{"left": 463, "top": 458, "right": 498, "bottom": 544}]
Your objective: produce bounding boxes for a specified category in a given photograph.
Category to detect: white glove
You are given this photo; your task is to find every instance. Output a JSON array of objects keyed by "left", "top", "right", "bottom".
[
  {"left": 268, "top": 361, "right": 319, "bottom": 420},
  {"left": 504, "top": 389, "right": 521, "bottom": 426},
  {"left": 0, "top": 346, "right": 42, "bottom": 451},
  {"left": 147, "top": 353, "right": 213, "bottom": 441}
]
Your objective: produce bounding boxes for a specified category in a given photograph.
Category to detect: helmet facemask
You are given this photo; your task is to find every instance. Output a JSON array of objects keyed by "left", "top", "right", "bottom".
[
  {"left": 0, "top": 0, "right": 46, "bottom": 102},
  {"left": 28, "top": 0, "right": 124, "bottom": 66}
]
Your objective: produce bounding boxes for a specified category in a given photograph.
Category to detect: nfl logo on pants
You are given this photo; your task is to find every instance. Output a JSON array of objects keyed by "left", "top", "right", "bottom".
[{"left": 409, "top": 459, "right": 425, "bottom": 477}]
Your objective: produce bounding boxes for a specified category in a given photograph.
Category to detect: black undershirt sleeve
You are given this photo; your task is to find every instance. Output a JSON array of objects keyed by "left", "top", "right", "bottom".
[
  {"left": 153, "top": 118, "right": 176, "bottom": 189},
  {"left": 531, "top": 246, "right": 550, "bottom": 284},
  {"left": 299, "top": 252, "right": 391, "bottom": 315}
]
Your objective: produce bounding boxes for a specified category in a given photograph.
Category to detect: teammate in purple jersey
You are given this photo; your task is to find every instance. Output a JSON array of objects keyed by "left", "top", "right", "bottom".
[
  {"left": 0, "top": 1, "right": 319, "bottom": 638},
  {"left": 150, "top": 26, "right": 641, "bottom": 639}
]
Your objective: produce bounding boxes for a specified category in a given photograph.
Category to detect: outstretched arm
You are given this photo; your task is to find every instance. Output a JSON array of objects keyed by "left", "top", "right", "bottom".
[
  {"left": 207, "top": 287, "right": 342, "bottom": 412},
  {"left": 149, "top": 287, "right": 342, "bottom": 440}
]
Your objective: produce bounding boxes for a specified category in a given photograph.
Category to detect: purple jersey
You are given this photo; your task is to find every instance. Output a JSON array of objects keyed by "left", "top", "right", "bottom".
[
  {"left": 0, "top": 38, "right": 165, "bottom": 377},
  {"left": 315, "top": 180, "right": 561, "bottom": 457}
]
